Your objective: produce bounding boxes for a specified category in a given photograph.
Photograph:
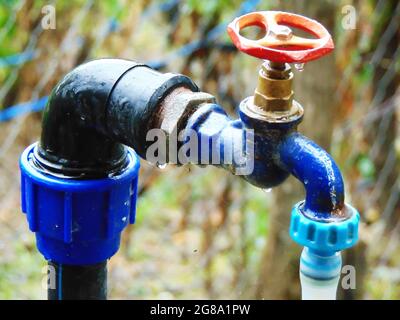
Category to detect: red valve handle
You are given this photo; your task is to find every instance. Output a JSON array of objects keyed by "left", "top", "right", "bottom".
[{"left": 227, "top": 11, "right": 334, "bottom": 63}]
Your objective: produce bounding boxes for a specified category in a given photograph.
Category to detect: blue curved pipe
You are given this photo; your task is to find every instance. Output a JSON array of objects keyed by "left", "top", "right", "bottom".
[
  {"left": 184, "top": 103, "right": 345, "bottom": 221},
  {"left": 277, "top": 132, "right": 345, "bottom": 220}
]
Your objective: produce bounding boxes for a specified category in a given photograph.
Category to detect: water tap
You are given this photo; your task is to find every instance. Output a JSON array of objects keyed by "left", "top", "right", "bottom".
[{"left": 227, "top": 11, "right": 360, "bottom": 299}]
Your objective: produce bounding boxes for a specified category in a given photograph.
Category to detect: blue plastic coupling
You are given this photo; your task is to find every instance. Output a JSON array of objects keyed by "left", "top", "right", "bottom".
[
  {"left": 19, "top": 143, "right": 140, "bottom": 265},
  {"left": 290, "top": 201, "right": 360, "bottom": 253},
  {"left": 290, "top": 201, "right": 359, "bottom": 283}
]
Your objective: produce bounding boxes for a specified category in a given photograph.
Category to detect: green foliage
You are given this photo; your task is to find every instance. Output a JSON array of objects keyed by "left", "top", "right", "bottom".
[
  {"left": 99, "top": 0, "right": 127, "bottom": 22},
  {"left": 0, "top": 238, "right": 43, "bottom": 299},
  {"left": 0, "top": 0, "right": 16, "bottom": 8},
  {"left": 186, "top": 0, "right": 239, "bottom": 16},
  {"left": 355, "top": 64, "right": 374, "bottom": 86},
  {"left": 185, "top": 0, "right": 250, "bottom": 23},
  {"left": 356, "top": 154, "right": 376, "bottom": 179}
]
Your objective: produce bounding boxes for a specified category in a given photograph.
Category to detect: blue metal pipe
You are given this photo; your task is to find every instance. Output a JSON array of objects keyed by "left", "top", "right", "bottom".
[
  {"left": 277, "top": 132, "right": 345, "bottom": 221},
  {"left": 184, "top": 103, "right": 290, "bottom": 189},
  {"left": 186, "top": 102, "right": 359, "bottom": 295},
  {"left": 184, "top": 103, "right": 346, "bottom": 221}
]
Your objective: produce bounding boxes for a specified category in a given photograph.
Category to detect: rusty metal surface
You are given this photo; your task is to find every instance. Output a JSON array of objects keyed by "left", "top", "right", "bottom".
[{"left": 159, "top": 88, "right": 216, "bottom": 137}]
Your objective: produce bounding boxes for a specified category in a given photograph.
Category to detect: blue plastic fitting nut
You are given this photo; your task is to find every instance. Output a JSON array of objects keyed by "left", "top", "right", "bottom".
[
  {"left": 290, "top": 201, "right": 360, "bottom": 253},
  {"left": 19, "top": 143, "right": 140, "bottom": 265}
]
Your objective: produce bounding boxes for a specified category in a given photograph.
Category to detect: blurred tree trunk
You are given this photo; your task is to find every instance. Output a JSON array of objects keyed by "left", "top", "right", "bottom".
[
  {"left": 368, "top": 0, "right": 400, "bottom": 231},
  {"left": 342, "top": 0, "right": 399, "bottom": 300},
  {"left": 255, "top": 0, "right": 339, "bottom": 299}
]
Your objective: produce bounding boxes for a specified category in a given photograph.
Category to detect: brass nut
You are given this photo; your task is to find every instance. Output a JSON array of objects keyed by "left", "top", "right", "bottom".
[
  {"left": 256, "top": 73, "right": 293, "bottom": 97},
  {"left": 254, "top": 90, "right": 294, "bottom": 111},
  {"left": 263, "top": 62, "right": 292, "bottom": 79},
  {"left": 253, "top": 62, "right": 294, "bottom": 112}
]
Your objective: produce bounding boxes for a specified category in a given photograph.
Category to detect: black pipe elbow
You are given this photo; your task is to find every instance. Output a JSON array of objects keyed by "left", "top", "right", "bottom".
[{"left": 37, "top": 59, "right": 198, "bottom": 177}]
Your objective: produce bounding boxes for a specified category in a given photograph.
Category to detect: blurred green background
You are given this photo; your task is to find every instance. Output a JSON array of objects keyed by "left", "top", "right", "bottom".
[{"left": 0, "top": 0, "right": 399, "bottom": 299}]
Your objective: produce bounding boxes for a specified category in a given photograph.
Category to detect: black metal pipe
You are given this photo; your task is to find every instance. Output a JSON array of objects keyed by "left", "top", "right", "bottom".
[
  {"left": 48, "top": 261, "right": 107, "bottom": 300},
  {"left": 37, "top": 58, "right": 198, "bottom": 178}
]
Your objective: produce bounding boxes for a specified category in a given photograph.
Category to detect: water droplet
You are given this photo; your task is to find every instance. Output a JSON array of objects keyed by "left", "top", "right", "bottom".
[
  {"left": 294, "top": 63, "right": 305, "bottom": 72},
  {"left": 156, "top": 162, "right": 167, "bottom": 169},
  {"left": 263, "top": 188, "right": 272, "bottom": 193}
]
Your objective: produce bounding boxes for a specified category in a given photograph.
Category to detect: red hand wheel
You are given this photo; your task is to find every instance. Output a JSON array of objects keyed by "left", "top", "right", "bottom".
[{"left": 227, "top": 11, "right": 334, "bottom": 63}]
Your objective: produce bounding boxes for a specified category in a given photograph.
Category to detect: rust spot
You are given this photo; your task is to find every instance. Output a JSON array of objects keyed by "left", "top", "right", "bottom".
[{"left": 331, "top": 203, "right": 353, "bottom": 220}]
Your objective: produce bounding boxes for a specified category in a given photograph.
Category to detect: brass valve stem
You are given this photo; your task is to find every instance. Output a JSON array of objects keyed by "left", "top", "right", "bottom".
[{"left": 253, "top": 61, "right": 294, "bottom": 112}]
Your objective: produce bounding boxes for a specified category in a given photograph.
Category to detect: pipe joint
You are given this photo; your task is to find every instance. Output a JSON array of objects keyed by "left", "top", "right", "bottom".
[
  {"left": 183, "top": 102, "right": 291, "bottom": 188},
  {"left": 38, "top": 59, "right": 198, "bottom": 178},
  {"left": 20, "top": 143, "right": 140, "bottom": 265}
]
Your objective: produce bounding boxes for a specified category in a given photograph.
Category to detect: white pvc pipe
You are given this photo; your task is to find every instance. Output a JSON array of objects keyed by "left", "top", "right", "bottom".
[
  {"left": 300, "top": 273, "right": 340, "bottom": 300},
  {"left": 299, "top": 248, "right": 342, "bottom": 300}
]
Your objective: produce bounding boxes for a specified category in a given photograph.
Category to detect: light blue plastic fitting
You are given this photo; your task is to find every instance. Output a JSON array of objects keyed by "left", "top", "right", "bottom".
[
  {"left": 300, "top": 248, "right": 342, "bottom": 280},
  {"left": 19, "top": 143, "right": 140, "bottom": 265},
  {"left": 290, "top": 201, "right": 360, "bottom": 253}
]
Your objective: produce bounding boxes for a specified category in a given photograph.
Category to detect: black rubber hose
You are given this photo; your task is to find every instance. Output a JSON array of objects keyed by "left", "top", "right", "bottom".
[{"left": 48, "top": 261, "right": 107, "bottom": 300}]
